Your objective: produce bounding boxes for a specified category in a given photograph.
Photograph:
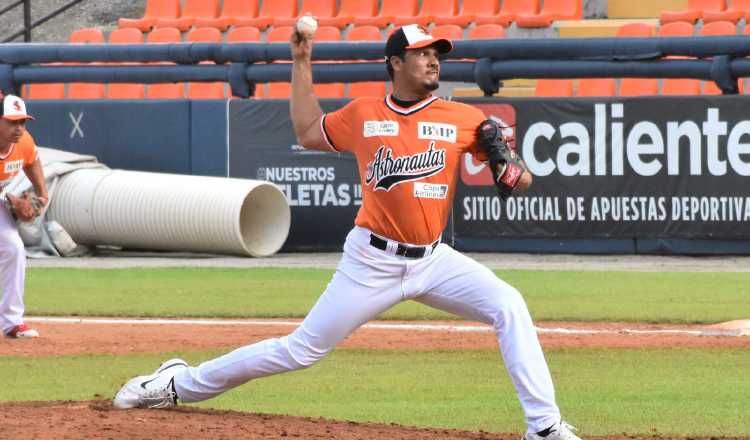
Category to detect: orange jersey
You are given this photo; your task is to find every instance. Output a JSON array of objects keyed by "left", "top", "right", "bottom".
[
  {"left": 322, "top": 94, "right": 487, "bottom": 245},
  {"left": 0, "top": 131, "right": 37, "bottom": 189}
]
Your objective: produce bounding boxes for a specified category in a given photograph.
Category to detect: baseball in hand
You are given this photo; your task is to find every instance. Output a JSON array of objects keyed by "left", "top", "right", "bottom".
[{"left": 296, "top": 15, "right": 318, "bottom": 38}]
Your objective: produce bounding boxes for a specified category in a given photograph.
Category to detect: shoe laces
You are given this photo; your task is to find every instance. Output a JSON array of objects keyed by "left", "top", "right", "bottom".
[
  {"left": 141, "top": 378, "right": 177, "bottom": 409},
  {"left": 556, "top": 421, "right": 581, "bottom": 440}
]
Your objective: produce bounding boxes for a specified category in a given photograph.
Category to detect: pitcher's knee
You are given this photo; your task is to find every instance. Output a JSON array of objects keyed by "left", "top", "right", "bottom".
[
  {"left": 283, "top": 333, "right": 333, "bottom": 369},
  {"left": 489, "top": 286, "right": 530, "bottom": 326}
]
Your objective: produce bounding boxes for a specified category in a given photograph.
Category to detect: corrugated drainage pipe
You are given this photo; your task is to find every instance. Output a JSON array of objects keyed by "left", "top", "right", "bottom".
[{"left": 47, "top": 169, "right": 290, "bottom": 257}]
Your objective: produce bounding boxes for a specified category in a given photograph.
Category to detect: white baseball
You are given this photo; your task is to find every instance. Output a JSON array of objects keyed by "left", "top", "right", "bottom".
[{"left": 296, "top": 15, "right": 318, "bottom": 37}]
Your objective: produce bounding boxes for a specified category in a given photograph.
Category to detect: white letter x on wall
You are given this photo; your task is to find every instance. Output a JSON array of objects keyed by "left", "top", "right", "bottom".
[{"left": 69, "top": 112, "right": 84, "bottom": 138}]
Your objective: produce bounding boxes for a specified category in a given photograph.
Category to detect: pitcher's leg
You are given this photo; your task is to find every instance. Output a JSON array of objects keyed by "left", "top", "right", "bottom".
[
  {"left": 175, "top": 265, "right": 402, "bottom": 402},
  {"left": 0, "top": 209, "right": 26, "bottom": 334},
  {"left": 413, "top": 247, "right": 560, "bottom": 432}
]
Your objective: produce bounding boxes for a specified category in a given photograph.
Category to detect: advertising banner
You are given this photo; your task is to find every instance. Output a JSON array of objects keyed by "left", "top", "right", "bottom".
[{"left": 457, "top": 97, "right": 750, "bottom": 240}]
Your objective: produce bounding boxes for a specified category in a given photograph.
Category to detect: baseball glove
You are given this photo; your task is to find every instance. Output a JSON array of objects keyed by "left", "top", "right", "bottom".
[
  {"left": 477, "top": 119, "right": 526, "bottom": 200},
  {"left": 6, "top": 192, "right": 46, "bottom": 222}
]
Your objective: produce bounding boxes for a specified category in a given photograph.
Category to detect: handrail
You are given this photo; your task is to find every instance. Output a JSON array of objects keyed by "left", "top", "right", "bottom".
[{"left": 2, "top": 0, "right": 87, "bottom": 43}]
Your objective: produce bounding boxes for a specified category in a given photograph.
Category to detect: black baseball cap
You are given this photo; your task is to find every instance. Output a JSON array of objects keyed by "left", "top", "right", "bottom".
[{"left": 384, "top": 24, "right": 453, "bottom": 59}]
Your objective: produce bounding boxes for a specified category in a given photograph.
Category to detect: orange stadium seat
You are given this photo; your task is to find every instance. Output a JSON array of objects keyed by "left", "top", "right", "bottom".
[
  {"left": 274, "top": 0, "right": 337, "bottom": 28},
  {"left": 431, "top": 0, "right": 492, "bottom": 27},
  {"left": 430, "top": 24, "right": 463, "bottom": 40},
  {"left": 24, "top": 82, "right": 65, "bottom": 100},
  {"left": 534, "top": 79, "right": 574, "bottom": 97},
  {"left": 118, "top": 0, "right": 180, "bottom": 32},
  {"left": 700, "top": 21, "right": 738, "bottom": 94},
  {"left": 266, "top": 26, "right": 294, "bottom": 98},
  {"left": 660, "top": 0, "right": 726, "bottom": 24},
  {"left": 347, "top": 26, "right": 387, "bottom": 98},
  {"left": 312, "top": 26, "right": 345, "bottom": 98},
  {"left": 703, "top": 0, "right": 750, "bottom": 23},
  {"left": 239, "top": 0, "right": 296, "bottom": 30},
  {"left": 319, "top": 0, "right": 378, "bottom": 29},
  {"left": 68, "top": 28, "right": 106, "bottom": 100},
  {"left": 616, "top": 22, "right": 654, "bottom": 37},
  {"left": 475, "top": 0, "right": 539, "bottom": 27},
  {"left": 468, "top": 24, "right": 507, "bottom": 39},
  {"left": 658, "top": 22, "right": 701, "bottom": 96},
  {"left": 107, "top": 28, "right": 146, "bottom": 99},
  {"left": 146, "top": 27, "right": 185, "bottom": 99},
  {"left": 516, "top": 0, "right": 582, "bottom": 28},
  {"left": 577, "top": 78, "right": 616, "bottom": 97},
  {"left": 355, "top": 0, "right": 419, "bottom": 29},
  {"left": 186, "top": 27, "right": 226, "bottom": 99},
  {"left": 193, "top": 0, "right": 258, "bottom": 32},
  {"left": 155, "top": 0, "right": 220, "bottom": 32},
  {"left": 394, "top": 0, "right": 459, "bottom": 27}
]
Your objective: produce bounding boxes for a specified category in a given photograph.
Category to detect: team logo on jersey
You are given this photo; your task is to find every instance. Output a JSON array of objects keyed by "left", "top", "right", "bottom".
[
  {"left": 365, "top": 142, "right": 446, "bottom": 191},
  {"left": 4, "top": 160, "right": 23, "bottom": 174},
  {"left": 363, "top": 120, "right": 399, "bottom": 138},
  {"left": 418, "top": 122, "right": 457, "bottom": 143}
]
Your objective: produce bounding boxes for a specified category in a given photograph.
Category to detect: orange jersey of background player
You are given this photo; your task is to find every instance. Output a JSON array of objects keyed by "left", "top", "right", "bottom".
[
  {"left": 323, "top": 94, "right": 487, "bottom": 245},
  {"left": 0, "top": 131, "right": 37, "bottom": 189}
]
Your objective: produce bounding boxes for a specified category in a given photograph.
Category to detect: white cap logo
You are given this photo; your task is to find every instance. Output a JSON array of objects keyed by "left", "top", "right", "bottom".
[{"left": 2, "top": 95, "right": 34, "bottom": 121}]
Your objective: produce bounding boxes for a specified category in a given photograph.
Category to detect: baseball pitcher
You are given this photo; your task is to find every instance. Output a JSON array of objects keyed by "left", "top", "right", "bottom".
[{"left": 114, "top": 23, "right": 583, "bottom": 440}]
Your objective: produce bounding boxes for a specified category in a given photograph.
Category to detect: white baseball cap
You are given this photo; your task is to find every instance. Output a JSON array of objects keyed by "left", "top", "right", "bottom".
[{"left": 2, "top": 94, "right": 34, "bottom": 121}]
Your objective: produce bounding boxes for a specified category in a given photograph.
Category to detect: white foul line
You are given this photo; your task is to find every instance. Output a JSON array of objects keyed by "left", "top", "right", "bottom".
[{"left": 23, "top": 316, "right": 748, "bottom": 337}]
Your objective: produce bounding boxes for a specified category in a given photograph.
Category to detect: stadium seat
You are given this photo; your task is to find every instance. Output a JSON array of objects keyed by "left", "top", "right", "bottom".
[
  {"left": 186, "top": 28, "right": 226, "bottom": 99},
  {"left": 311, "top": 26, "right": 345, "bottom": 98},
  {"left": 516, "top": 0, "right": 582, "bottom": 28},
  {"left": 475, "top": 0, "right": 539, "bottom": 27},
  {"left": 619, "top": 78, "right": 658, "bottom": 96},
  {"left": 577, "top": 78, "right": 616, "bottom": 97},
  {"left": 239, "top": 0, "right": 296, "bottom": 30},
  {"left": 468, "top": 24, "right": 507, "bottom": 39},
  {"left": 274, "top": 0, "right": 337, "bottom": 28},
  {"left": 318, "top": 0, "right": 378, "bottom": 29},
  {"left": 193, "top": 0, "right": 258, "bottom": 32},
  {"left": 700, "top": 21, "right": 738, "bottom": 94},
  {"left": 25, "top": 82, "right": 65, "bottom": 100},
  {"left": 431, "top": 0, "right": 495, "bottom": 27},
  {"left": 266, "top": 26, "right": 294, "bottom": 98},
  {"left": 393, "top": 0, "right": 458, "bottom": 26},
  {"left": 347, "top": 26, "right": 387, "bottom": 98},
  {"left": 355, "top": 0, "right": 419, "bottom": 28},
  {"left": 68, "top": 28, "right": 106, "bottom": 100},
  {"left": 658, "top": 21, "right": 700, "bottom": 96},
  {"left": 145, "top": 27, "right": 184, "bottom": 99},
  {"left": 660, "top": 0, "right": 726, "bottom": 24},
  {"left": 155, "top": 0, "right": 220, "bottom": 32},
  {"left": 107, "top": 28, "right": 146, "bottom": 100},
  {"left": 118, "top": 0, "right": 180, "bottom": 32},
  {"left": 534, "top": 79, "right": 574, "bottom": 97},
  {"left": 430, "top": 24, "right": 463, "bottom": 40},
  {"left": 616, "top": 22, "right": 654, "bottom": 37},
  {"left": 702, "top": 0, "right": 750, "bottom": 23},
  {"left": 227, "top": 26, "right": 261, "bottom": 43}
]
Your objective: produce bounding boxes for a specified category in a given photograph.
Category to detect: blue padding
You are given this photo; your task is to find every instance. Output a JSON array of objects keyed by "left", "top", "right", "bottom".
[
  {"left": 453, "top": 237, "right": 636, "bottom": 254},
  {"left": 25, "top": 100, "right": 192, "bottom": 174},
  {"left": 637, "top": 239, "right": 750, "bottom": 255},
  {"left": 190, "top": 100, "right": 228, "bottom": 177}
]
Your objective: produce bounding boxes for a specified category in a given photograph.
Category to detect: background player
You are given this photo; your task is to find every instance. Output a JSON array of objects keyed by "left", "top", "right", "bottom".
[
  {"left": 0, "top": 94, "right": 48, "bottom": 339},
  {"left": 114, "top": 23, "right": 583, "bottom": 440}
]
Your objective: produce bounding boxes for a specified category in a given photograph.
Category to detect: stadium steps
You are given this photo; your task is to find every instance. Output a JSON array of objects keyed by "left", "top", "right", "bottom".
[
  {"left": 608, "top": 0, "right": 687, "bottom": 18},
  {"left": 453, "top": 79, "right": 537, "bottom": 98},
  {"left": 556, "top": 18, "right": 660, "bottom": 37}
]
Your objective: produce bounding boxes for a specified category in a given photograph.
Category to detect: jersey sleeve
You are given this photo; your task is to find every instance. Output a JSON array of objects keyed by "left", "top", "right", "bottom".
[
  {"left": 21, "top": 132, "right": 38, "bottom": 166},
  {"left": 321, "top": 100, "right": 360, "bottom": 153}
]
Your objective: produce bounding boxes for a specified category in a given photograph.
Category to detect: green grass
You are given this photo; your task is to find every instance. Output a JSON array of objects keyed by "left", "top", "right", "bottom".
[
  {"left": 25, "top": 267, "right": 750, "bottom": 323},
  {"left": 0, "top": 348, "right": 747, "bottom": 436}
]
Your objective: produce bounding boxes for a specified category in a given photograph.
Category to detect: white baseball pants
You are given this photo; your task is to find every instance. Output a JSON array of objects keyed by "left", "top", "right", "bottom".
[
  {"left": 0, "top": 204, "right": 27, "bottom": 334},
  {"left": 174, "top": 226, "right": 561, "bottom": 431}
]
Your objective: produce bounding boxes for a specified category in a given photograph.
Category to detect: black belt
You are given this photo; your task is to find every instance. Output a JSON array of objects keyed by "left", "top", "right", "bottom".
[{"left": 369, "top": 234, "right": 438, "bottom": 259}]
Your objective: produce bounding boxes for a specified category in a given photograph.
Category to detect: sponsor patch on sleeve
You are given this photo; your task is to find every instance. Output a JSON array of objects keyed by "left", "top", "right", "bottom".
[{"left": 413, "top": 182, "right": 448, "bottom": 199}]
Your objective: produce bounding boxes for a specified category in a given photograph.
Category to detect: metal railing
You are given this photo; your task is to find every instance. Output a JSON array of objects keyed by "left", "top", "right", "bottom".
[{"left": 2, "top": 0, "right": 87, "bottom": 43}]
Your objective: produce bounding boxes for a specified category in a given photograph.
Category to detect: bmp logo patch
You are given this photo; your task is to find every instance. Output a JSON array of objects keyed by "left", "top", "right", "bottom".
[
  {"left": 4, "top": 160, "right": 22, "bottom": 174},
  {"left": 418, "top": 122, "right": 457, "bottom": 143},
  {"left": 363, "top": 120, "right": 399, "bottom": 138}
]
